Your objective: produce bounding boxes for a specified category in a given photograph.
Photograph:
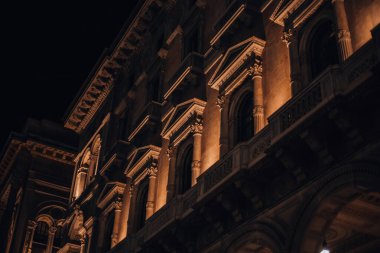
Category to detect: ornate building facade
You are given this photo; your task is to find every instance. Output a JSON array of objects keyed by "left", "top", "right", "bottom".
[{"left": 1, "top": 0, "right": 380, "bottom": 252}]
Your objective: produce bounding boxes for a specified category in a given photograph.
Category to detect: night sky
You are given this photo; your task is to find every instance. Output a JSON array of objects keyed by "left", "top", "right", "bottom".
[{"left": 0, "top": 1, "right": 138, "bottom": 147}]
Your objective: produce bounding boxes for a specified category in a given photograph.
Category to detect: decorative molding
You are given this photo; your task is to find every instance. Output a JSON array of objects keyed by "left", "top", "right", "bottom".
[
  {"left": 248, "top": 58, "right": 263, "bottom": 77},
  {"left": 269, "top": 0, "right": 325, "bottom": 28},
  {"left": 25, "top": 140, "right": 76, "bottom": 165},
  {"left": 64, "top": 0, "right": 165, "bottom": 133},
  {"left": 125, "top": 145, "right": 161, "bottom": 183},
  {"left": 210, "top": 3, "right": 247, "bottom": 46},
  {"left": 0, "top": 139, "right": 23, "bottom": 184},
  {"left": 97, "top": 183, "right": 125, "bottom": 210},
  {"left": 161, "top": 98, "right": 206, "bottom": 145},
  {"left": 208, "top": 36, "right": 266, "bottom": 92}
]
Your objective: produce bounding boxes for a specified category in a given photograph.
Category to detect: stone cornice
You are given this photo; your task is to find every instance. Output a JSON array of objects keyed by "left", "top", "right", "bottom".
[
  {"left": 0, "top": 137, "right": 76, "bottom": 185},
  {"left": 64, "top": 0, "right": 167, "bottom": 133},
  {"left": 25, "top": 140, "right": 76, "bottom": 165}
]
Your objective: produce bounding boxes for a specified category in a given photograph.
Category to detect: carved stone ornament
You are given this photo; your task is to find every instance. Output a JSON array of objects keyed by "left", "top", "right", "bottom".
[
  {"left": 281, "top": 28, "right": 294, "bottom": 48},
  {"left": 216, "top": 94, "right": 226, "bottom": 111},
  {"left": 336, "top": 29, "right": 351, "bottom": 40},
  {"left": 248, "top": 59, "right": 263, "bottom": 77},
  {"left": 114, "top": 199, "right": 123, "bottom": 210},
  {"left": 166, "top": 145, "right": 175, "bottom": 158},
  {"left": 147, "top": 157, "right": 159, "bottom": 177},
  {"left": 192, "top": 160, "right": 201, "bottom": 168},
  {"left": 253, "top": 105, "right": 265, "bottom": 115},
  {"left": 28, "top": 220, "right": 37, "bottom": 229},
  {"left": 190, "top": 114, "right": 203, "bottom": 135},
  {"left": 48, "top": 226, "right": 57, "bottom": 235}
]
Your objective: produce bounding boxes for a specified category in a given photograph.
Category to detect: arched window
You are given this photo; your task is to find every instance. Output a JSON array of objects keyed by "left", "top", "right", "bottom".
[
  {"left": 236, "top": 92, "right": 253, "bottom": 144},
  {"left": 178, "top": 144, "right": 193, "bottom": 194},
  {"left": 32, "top": 221, "right": 49, "bottom": 251},
  {"left": 309, "top": 20, "right": 339, "bottom": 79},
  {"left": 135, "top": 179, "right": 149, "bottom": 231}
]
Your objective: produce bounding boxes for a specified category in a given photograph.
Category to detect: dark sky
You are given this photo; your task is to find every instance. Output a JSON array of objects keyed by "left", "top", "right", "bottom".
[{"left": 0, "top": 1, "right": 138, "bottom": 147}]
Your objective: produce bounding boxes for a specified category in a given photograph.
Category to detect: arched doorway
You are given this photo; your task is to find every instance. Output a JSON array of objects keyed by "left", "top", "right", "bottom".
[{"left": 293, "top": 163, "right": 380, "bottom": 253}]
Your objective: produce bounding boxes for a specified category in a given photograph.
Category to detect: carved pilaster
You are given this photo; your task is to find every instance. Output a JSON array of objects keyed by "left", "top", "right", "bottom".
[
  {"left": 282, "top": 27, "right": 302, "bottom": 95},
  {"left": 146, "top": 158, "right": 159, "bottom": 218},
  {"left": 332, "top": 0, "right": 353, "bottom": 61},
  {"left": 24, "top": 220, "right": 37, "bottom": 253},
  {"left": 111, "top": 199, "right": 122, "bottom": 248},
  {"left": 166, "top": 145, "right": 177, "bottom": 200}
]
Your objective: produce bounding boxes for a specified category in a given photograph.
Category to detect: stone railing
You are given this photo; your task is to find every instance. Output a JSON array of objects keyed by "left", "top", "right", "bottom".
[{"left": 110, "top": 30, "right": 379, "bottom": 253}]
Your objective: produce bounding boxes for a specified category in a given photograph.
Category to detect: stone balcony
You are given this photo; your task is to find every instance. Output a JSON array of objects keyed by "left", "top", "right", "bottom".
[{"left": 110, "top": 27, "right": 380, "bottom": 253}]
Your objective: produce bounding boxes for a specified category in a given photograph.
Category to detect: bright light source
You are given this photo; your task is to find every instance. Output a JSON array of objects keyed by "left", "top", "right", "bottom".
[{"left": 320, "top": 240, "right": 330, "bottom": 253}]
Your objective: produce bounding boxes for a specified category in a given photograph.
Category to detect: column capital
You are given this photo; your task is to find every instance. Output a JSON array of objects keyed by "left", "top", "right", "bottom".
[
  {"left": 281, "top": 28, "right": 296, "bottom": 48},
  {"left": 147, "top": 157, "right": 159, "bottom": 178},
  {"left": 128, "top": 184, "right": 135, "bottom": 196},
  {"left": 253, "top": 105, "right": 265, "bottom": 115},
  {"left": 248, "top": 59, "right": 263, "bottom": 78},
  {"left": 190, "top": 114, "right": 203, "bottom": 135},
  {"left": 27, "top": 220, "right": 37, "bottom": 229},
  {"left": 114, "top": 200, "right": 123, "bottom": 211},
  {"left": 336, "top": 29, "right": 351, "bottom": 40},
  {"left": 48, "top": 226, "right": 57, "bottom": 235},
  {"left": 216, "top": 94, "right": 226, "bottom": 111},
  {"left": 166, "top": 145, "right": 176, "bottom": 159}
]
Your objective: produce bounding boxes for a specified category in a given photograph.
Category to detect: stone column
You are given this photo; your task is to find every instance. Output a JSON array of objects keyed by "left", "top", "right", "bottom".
[
  {"left": 166, "top": 145, "right": 177, "bottom": 200},
  {"left": 190, "top": 115, "right": 203, "bottom": 185},
  {"left": 111, "top": 200, "right": 122, "bottom": 248},
  {"left": 282, "top": 28, "right": 302, "bottom": 95},
  {"left": 23, "top": 220, "right": 37, "bottom": 253},
  {"left": 117, "top": 177, "right": 132, "bottom": 242},
  {"left": 217, "top": 94, "right": 229, "bottom": 156},
  {"left": 79, "top": 234, "right": 86, "bottom": 253},
  {"left": 249, "top": 59, "right": 265, "bottom": 134},
  {"left": 74, "top": 167, "right": 88, "bottom": 198},
  {"left": 45, "top": 226, "right": 57, "bottom": 253},
  {"left": 146, "top": 160, "right": 158, "bottom": 219},
  {"left": 332, "top": 0, "right": 353, "bottom": 61}
]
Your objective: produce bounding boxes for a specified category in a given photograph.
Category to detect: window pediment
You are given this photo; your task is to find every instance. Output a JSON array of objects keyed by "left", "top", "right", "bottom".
[
  {"left": 96, "top": 183, "right": 124, "bottom": 210},
  {"left": 208, "top": 36, "right": 265, "bottom": 93},
  {"left": 268, "top": 0, "right": 324, "bottom": 28},
  {"left": 125, "top": 145, "right": 161, "bottom": 183},
  {"left": 161, "top": 98, "right": 206, "bottom": 145}
]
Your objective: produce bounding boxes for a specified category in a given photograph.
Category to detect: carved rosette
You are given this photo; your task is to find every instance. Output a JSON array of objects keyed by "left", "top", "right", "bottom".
[
  {"left": 248, "top": 59, "right": 263, "bottom": 78},
  {"left": 190, "top": 114, "right": 203, "bottom": 135}
]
